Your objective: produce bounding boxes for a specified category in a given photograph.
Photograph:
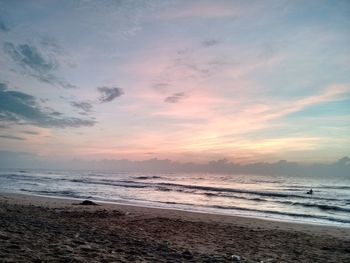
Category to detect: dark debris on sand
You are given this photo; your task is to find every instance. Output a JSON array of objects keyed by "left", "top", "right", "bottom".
[
  {"left": 75, "top": 200, "right": 99, "bottom": 206},
  {"left": 0, "top": 201, "right": 350, "bottom": 262}
]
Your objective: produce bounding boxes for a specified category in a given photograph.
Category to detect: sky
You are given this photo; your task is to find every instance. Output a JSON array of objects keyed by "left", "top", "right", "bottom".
[{"left": 0, "top": 0, "right": 349, "bottom": 166}]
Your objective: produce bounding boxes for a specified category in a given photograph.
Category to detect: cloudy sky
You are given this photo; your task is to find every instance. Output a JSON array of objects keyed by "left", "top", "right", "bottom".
[{"left": 0, "top": 0, "right": 349, "bottom": 164}]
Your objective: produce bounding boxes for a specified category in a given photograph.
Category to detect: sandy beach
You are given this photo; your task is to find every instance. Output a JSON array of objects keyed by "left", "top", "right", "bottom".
[{"left": 1, "top": 193, "right": 349, "bottom": 262}]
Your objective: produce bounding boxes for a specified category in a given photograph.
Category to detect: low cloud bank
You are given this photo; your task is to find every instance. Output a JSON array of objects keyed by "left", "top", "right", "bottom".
[{"left": 0, "top": 151, "right": 349, "bottom": 177}]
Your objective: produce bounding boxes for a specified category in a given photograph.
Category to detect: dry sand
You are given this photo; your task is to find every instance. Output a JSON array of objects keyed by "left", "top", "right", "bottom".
[{"left": 0, "top": 192, "right": 349, "bottom": 262}]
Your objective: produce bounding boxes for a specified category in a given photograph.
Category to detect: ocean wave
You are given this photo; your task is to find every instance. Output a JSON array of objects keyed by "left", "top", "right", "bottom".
[
  {"left": 281, "top": 184, "right": 350, "bottom": 190},
  {"left": 155, "top": 182, "right": 344, "bottom": 201},
  {"left": 61, "top": 178, "right": 149, "bottom": 189},
  {"left": 198, "top": 191, "right": 350, "bottom": 212},
  {"left": 20, "top": 188, "right": 88, "bottom": 199},
  {"left": 203, "top": 192, "right": 267, "bottom": 202},
  {"left": 316, "top": 185, "right": 350, "bottom": 190},
  {"left": 210, "top": 205, "right": 350, "bottom": 224},
  {"left": 0, "top": 172, "right": 62, "bottom": 182},
  {"left": 0, "top": 173, "right": 40, "bottom": 181},
  {"left": 148, "top": 199, "right": 350, "bottom": 224},
  {"left": 286, "top": 202, "right": 350, "bottom": 213},
  {"left": 131, "top": 198, "right": 350, "bottom": 224},
  {"left": 134, "top": 176, "right": 162, "bottom": 180},
  {"left": 176, "top": 189, "right": 350, "bottom": 213}
]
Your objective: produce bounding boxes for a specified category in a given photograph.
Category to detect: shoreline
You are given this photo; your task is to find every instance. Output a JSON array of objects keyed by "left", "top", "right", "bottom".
[
  {"left": 1, "top": 192, "right": 350, "bottom": 262},
  {"left": 34, "top": 193, "right": 350, "bottom": 229},
  {"left": 1, "top": 192, "right": 350, "bottom": 240}
]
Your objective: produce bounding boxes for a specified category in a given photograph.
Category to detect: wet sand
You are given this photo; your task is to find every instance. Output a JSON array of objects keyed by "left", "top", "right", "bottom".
[{"left": 1, "top": 192, "right": 350, "bottom": 262}]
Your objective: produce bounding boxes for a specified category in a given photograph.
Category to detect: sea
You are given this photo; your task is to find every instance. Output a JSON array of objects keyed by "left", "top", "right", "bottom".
[{"left": 1, "top": 169, "right": 349, "bottom": 227}]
